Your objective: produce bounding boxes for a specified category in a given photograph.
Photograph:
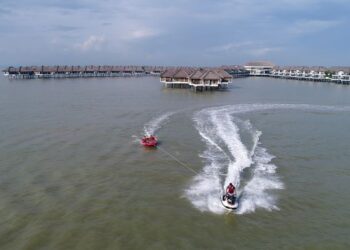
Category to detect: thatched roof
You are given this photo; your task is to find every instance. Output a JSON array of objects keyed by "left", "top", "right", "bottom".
[
  {"left": 85, "top": 65, "right": 99, "bottom": 72},
  {"left": 153, "top": 66, "right": 164, "bottom": 72},
  {"left": 71, "top": 66, "right": 84, "bottom": 72},
  {"left": 173, "top": 69, "right": 190, "bottom": 79},
  {"left": 215, "top": 69, "right": 232, "bottom": 79},
  {"left": 19, "top": 66, "right": 34, "bottom": 73},
  {"left": 43, "top": 66, "right": 58, "bottom": 73},
  {"left": 3, "top": 66, "right": 19, "bottom": 73},
  {"left": 98, "top": 65, "right": 112, "bottom": 72},
  {"left": 160, "top": 69, "right": 177, "bottom": 78},
  {"left": 123, "top": 66, "right": 134, "bottom": 72},
  {"left": 189, "top": 69, "right": 206, "bottom": 79},
  {"left": 32, "top": 66, "right": 42, "bottom": 72},
  {"left": 135, "top": 66, "right": 144, "bottom": 72},
  {"left": 111, "top": 66, "right": 123, "bottom": 72},
  {"left": 161, "top": 68, "right": 232, "bottom": 80},
  {"left": 202, "top": 70, "right": 221, "bottom": 80}
]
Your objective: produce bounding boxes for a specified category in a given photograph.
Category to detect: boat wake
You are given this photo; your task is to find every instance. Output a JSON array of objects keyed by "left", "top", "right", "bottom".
[
  {"left": 185, "top": 104, "right": 350, "bottom": 215},
  {"left": 144, "top": 112, "right": 175, "bottom": 136}
]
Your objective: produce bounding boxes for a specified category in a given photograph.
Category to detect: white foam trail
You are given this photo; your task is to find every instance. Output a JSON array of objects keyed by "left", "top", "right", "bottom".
[
  {"left": 213, "top": 113, "right": 252, "bottom": 188},
  {"left": 185, "top": 110, "right": 229, "bottom": 213},
  {"left": 144, "top": 112, "right": 175, "bottom": 136},
  {"left": 237, "top": 146, "right": 283, "bottom": 214},
  {"left": 186, "top": 104, "right": 350, "bottom": 215}
]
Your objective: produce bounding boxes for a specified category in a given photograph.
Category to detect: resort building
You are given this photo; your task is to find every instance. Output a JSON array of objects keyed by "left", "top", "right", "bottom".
[
  {"left": 220, "top": 65, "right": 250, "bottom": 78},
  {"left": 330, "top": 67, "right": 350, "bottom": 84},
  {"left": 270, "top": 66, "right": 343, "bottom": 82},
  {"left": 2, "top": 64, "right": 349, "bottom": 85},
  {"left": 244, "top": 61, "right": 275, "bottom": 76}
]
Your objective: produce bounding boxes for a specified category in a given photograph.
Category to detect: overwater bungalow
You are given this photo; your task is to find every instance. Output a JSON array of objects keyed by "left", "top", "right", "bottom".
[
  {"left": 2, "top": 65, "right": 154, "bottom": 79},
  {"left": 2, "top": 64, "right": 349, "bottom": 85},
  {"left": 71, "top": 66, "right": 84, "bottom": 77},
  {"left": 111, "top": 66, "right": 123, "bottom": 76},
  {"left": 98, "top": 66, "right": 111, "bottom": 77},
  {"left": 3, "top": 66, "right": 19, "bottom": 77},
  {"left": 152, "top": 66, "right": 165, "bottom": 75},
  {"left": 160, "top": 68, "right": 232, "bottom": 91},
  {"left": 19, "top": 66, "right": 35, "bottom": 78},
  {"left": 330, "top": 67, "right": 350, "bottom": 84},
  {"left": 271, "top": 66, "right": 340, "bottom": 82},
  {"left": 41, "top": 66, "right": 57, "bottom": 77}
]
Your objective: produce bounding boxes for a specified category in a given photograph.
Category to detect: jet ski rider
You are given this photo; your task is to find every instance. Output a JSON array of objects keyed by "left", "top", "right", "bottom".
[{"left": 226, "top": 183, "right": 236, "bottom": 203}]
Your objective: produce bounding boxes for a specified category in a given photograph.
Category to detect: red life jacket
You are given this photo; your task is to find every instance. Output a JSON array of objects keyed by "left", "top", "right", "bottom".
[{"left": 226, "top": 185, "right": 235, "bottom": 194}]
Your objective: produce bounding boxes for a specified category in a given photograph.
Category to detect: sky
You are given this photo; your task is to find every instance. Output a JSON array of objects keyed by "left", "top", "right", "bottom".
[{"left": 0, "top": 0, "right": 349, "bottom": 67}]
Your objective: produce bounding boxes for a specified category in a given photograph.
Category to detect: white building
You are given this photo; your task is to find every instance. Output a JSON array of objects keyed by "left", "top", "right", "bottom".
[{"left": 244, "top": 61, "right": 275, "bottom": 76}]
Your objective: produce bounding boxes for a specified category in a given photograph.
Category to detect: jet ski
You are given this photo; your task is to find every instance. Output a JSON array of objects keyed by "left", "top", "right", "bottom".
[{"left": 221, "top": 193, "right": 238, "bottom": 210}]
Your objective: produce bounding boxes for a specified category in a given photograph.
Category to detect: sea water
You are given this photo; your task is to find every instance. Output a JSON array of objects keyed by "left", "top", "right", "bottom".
[{"left": 0, "top": 76, "right": 349, "bottom": 249}]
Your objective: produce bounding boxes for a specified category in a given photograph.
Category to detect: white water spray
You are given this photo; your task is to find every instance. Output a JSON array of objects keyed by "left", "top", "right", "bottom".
[
  {"left": 186, "top": 104, "right": 350, "bottom": 215},
  {"left": 143, "top": 112, "right": 175, "bottom": 136}
]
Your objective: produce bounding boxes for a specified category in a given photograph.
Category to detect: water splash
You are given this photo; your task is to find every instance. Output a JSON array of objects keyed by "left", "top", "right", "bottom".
[
  {"left": 186, "top": 104, "right": 350, "bottom": 215},
  {"left": 143, "top": 112, "right": 175, "bottom": 136},
  {"left": 237, "top": 146, "right": 283, "bottom": 214}
]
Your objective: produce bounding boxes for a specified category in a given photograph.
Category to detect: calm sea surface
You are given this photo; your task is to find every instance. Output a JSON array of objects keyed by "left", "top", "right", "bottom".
[{"left": 0, "top": 76, "right": 349, "bottom": 249}]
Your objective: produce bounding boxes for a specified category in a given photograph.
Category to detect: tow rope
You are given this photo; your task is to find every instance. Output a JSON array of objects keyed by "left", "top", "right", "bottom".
[{"left": 157, "top": 146, "right": 199, "bottom": 175}]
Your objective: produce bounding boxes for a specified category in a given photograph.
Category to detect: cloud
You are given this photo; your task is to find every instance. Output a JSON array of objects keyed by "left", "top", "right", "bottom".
[
  {"left": 289, "top": 19, "right": 341, "bottom": 35},
  {"left": 210, "top": 42, "right": 254, "bottom": 52},
  {"left": 248, "top": 47, "right": 282, "bottom": 56},
  {"left": 75, "top": 35, "right": 106, "bottom": 51},
  {"left": 124, "top": 28, "right": 159, "bottom": 40},
  {"left": 0, "top": 0, "right": 349, "bottom": 65},
  {"left": 50, "top": 25, "right": 82, "bottom": 32},
  {"left": 210, "top": 41, "right": 281, "bottom": 56}
]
